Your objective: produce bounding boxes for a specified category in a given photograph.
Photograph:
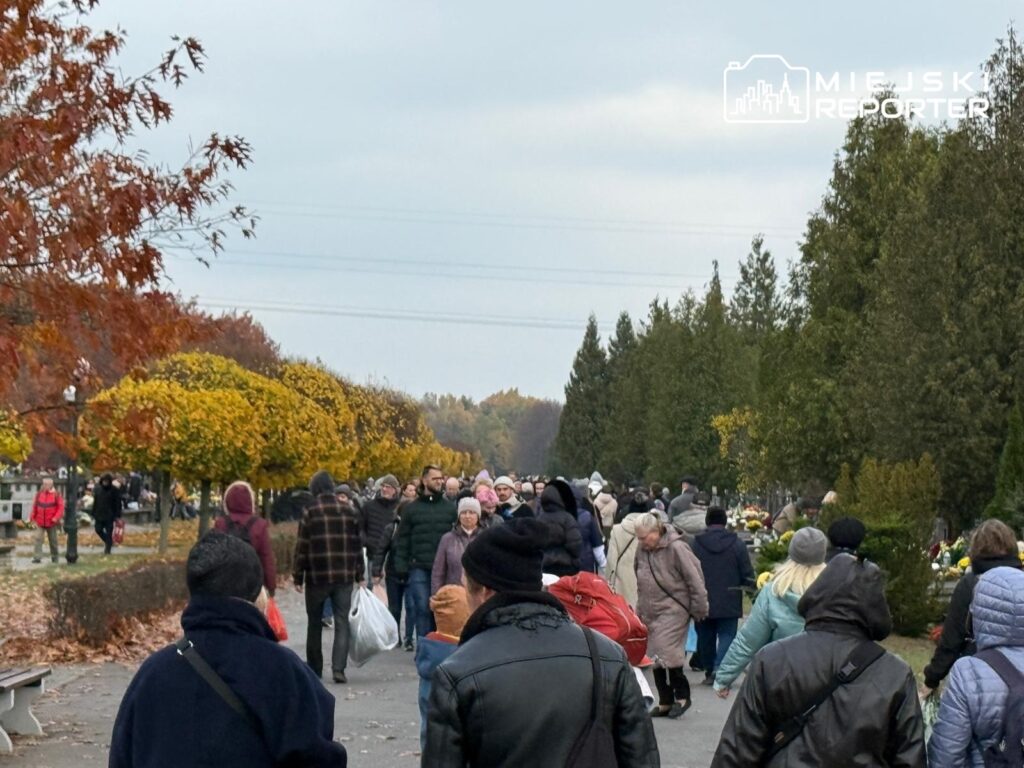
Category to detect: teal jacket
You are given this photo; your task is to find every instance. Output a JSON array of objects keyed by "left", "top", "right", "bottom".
[{"left": 713, "top": 586, "right": 806, "bottom": 690}]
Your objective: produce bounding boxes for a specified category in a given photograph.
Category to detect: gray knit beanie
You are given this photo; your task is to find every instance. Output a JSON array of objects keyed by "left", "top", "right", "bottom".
[{"left": 788, "top": 527, "right": 828, "bottom": 566}]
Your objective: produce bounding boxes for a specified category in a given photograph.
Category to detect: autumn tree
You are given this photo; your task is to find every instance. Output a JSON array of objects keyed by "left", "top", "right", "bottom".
[
  {"left": 190, "top": 312, "right": 281, "bottom": 375},
  {"left": 1, "top": 0, "right": 254, "bottom": 446}
]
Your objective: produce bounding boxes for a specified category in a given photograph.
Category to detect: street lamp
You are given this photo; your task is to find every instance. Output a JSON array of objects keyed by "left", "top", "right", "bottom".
[{"left": 63, "top": 384, "right": 81, "bottom": 564}]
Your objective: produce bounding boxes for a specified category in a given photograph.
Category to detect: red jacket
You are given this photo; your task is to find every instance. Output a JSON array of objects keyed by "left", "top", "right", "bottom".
[
  {"left": 31, "top": 489, "right": 65, "bottom": 528},
  {"left": 213, "top": 512, "right": 277, "bottom": 595}
]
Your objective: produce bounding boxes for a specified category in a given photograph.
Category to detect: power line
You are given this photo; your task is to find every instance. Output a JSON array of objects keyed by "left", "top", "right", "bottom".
[
  {"left": 167, "top": 252, "right": 736, "bottom": 290},
  {"left": 196, "top": 297, "right": 618, "bottom": 332},
  {"left": 249, "top": 205, "right": 804, "bottom": 239},
  {"left": 246, "top": 199, "right": 805, "bottom": 237}
]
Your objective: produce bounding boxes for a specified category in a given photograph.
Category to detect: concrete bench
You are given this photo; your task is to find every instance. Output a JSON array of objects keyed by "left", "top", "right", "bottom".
[{"left": 0, "top": 666, "right": 51, "bottom": 753}]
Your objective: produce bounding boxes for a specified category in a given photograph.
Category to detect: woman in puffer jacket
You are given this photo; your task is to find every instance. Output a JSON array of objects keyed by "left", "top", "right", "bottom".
[
  {"left": 929, "top": 566, "right": 1024, "bottom": 767},
  {"left": 537, "top": 479, "right": 583, "bottom": 577},
  {"left": 713, "top": 527, "right": 828, "bottom": 697}
]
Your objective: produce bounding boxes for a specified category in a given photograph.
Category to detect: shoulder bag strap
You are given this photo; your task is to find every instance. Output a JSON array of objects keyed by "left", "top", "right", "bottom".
[
  {"left": 977, "top": 648, "right": 1024, "bottom": 690},
  {"left": 645, "top": 548, "right": 692, "bottom": 614},
  {"left": 582, "top": 627, "right": 603, "bottom": 722},
  {"left": 767, "top": 640, "right": 886, "bottom": 759},
  {"left": 612, "top": 535, "right": 636, "bottom": 573},
  {"left": 175, "top": 637, "right": 265, "bottom": 738}
]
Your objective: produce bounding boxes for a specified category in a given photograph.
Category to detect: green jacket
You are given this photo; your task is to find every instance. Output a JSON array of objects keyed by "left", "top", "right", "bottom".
[
  {"left": 714, "top": 587, "right": 806, "bottom": 690},
  {"left": 393, "top": 491, "right": 457, "bottom": 575}
]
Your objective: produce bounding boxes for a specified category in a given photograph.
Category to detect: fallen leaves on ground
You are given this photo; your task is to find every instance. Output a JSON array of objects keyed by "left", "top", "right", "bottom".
[{"left": 0, "top": 563, "right": 184, "bottom": 666}]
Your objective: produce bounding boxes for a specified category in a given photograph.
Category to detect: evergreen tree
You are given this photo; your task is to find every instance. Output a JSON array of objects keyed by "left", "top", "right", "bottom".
[
  {"left": 731, "top": 235, "right": 783, "bottom": 338},
  {"left": 601, "top": 311, "right": 646, "bottom": 483},
  {"left": 553, "top": 315, "right": 610, "bottom": 476},
  {"left": 986, "top": 404, "right": 1024, "bottom": 533}
]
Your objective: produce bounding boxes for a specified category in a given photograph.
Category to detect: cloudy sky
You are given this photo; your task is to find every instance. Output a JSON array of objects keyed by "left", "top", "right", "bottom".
[{"left": 90, "top": 1, "right": 1017, "bottom": 401}]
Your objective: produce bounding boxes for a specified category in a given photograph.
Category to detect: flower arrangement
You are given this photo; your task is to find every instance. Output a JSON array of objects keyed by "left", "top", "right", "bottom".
[{"left": 746, "top": 520, "right": 762, "bottom": 532}]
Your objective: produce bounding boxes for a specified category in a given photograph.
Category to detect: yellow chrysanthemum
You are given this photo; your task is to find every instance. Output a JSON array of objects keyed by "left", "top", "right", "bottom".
[
  {"left": 746, "top": 520, "right": 762, "bottom": 531},
  {"left": 957, "top": 556, "right": 971, "bottom": 570},
  {"left": 780, "top": 530, "right": 795, "bottom": 544},
  {"left": 756, "top": 571, "right": 774, "bottom": 590}
]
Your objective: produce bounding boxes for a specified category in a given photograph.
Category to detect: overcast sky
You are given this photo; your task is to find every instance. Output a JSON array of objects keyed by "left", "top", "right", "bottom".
[{"left": 89, "top": 1, "right": 1017, "bottom": 401}]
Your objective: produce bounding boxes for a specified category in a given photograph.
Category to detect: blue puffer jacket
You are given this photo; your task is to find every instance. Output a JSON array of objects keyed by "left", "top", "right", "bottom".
[{"left": 929, "top": 567, "right": 1024, "bottom": 768}]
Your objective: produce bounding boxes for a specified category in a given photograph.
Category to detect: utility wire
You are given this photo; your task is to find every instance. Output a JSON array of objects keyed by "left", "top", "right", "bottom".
[
  {"left": 165, "top": 247, "right": 739, "bottom": 285},
  {"left": 245, "top": 199, "right": 804, "bottom": 237},
  {"left": 167, "top": 252, "right": 736, "bottom": 290},
  {"left": 196, "top": 297, "right": 617, "bottom": 332}
]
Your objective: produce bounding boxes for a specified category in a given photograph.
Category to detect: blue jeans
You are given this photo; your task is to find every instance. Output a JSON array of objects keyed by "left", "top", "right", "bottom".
[
  {"left": 386, "top": 575, "right": 415, "bottom": 644},
  {"left": 407, "top": 569, "right": 434, "bottom": 638},
  {"left": 697, "top": 617, "right": 739, "bottom": 674}
]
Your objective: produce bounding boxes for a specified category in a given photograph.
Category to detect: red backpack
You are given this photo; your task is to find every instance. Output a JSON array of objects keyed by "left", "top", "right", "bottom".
[{"left": 549, "top": 572, "right": 649, "bottom": 667}]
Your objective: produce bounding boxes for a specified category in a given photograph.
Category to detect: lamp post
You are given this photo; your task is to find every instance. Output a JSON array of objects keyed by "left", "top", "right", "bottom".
[{"left": 63, "top": 384, "right": 80, "bottom": 564}]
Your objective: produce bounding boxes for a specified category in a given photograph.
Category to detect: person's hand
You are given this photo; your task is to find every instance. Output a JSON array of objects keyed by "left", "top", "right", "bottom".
[
  {"left": 919, "top": 683, "right": 937, "bottom": 699},
  {"left": 294, "top": 583, "right": 303, "bottom": 594},
  {"left": 716, "top": 687, "right": 730, "bottom": 699}
]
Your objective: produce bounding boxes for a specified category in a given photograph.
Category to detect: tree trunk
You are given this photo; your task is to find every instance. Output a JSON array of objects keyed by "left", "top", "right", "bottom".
[
  {"left": 158, "top": 471, "right": 172, "bottom": 554},
  {"left": 198, "top": 479, "right": 213, "bottom": 537},
  {"left": 262, "top": 488, "right": 272, "bottom": 519}
]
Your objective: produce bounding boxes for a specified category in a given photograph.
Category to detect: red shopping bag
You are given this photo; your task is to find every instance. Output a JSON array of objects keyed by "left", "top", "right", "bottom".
[
  {"left": 266, "top": 597, "right": 288, "bottom": 642},
  {"left": 112, "top": 519, "right": 125, "bottom": 545}
]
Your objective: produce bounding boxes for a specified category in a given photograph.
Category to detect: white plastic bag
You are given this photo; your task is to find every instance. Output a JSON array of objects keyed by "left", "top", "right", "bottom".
[{"left": 348, "top": 584, "right": 399, "bottom": 666}]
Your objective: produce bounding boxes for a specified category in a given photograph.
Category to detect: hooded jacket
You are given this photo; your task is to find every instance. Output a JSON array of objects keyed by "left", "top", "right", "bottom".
[
  {"left": 712, "top": 555, "right": 925, "bottom": 768},
  {"left": 593, "top": 492, "right": 619, "bottom": 531},
  {"left": 393, "top": 487, "right": 457, "bottom": 575},
  {"left": 692, "top": 526, "right": 755, "bottom": 619},
  {"left": 92, "top": 475, "right": 122, "bottom": 522},
  {"left": 213, "top": 485, "right": 276, "bottom": 595},
  {"left": 422, "top": 591, "right": 660, "bottom": 768},
  {"left": 109, "top": 595, "right": 347, "bottom": 768},
  {"left": 929, "top": 567, "right": 1024, "bottom": 768},
  {"left": 606, "top": 513, "right": 643, "bottom": 607},
  {"left": 923, "top": 554, "right": 1023, "bottom": 689},
  {"left": 537, "top": 480, "right": 583, "bottom": 577}
]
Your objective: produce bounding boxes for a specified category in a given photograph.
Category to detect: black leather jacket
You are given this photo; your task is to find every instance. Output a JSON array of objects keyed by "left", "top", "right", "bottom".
[
  {"left": 422, "top": 591, "right": 660, "bottom": 768},
  {"left": 712, "top": 555, "right": 926, "bottom": 768}
]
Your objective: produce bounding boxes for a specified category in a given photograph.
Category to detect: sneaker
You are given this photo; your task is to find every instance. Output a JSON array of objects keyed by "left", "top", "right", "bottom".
[
  {"left": 322, "top": 617, "right": 334, "bottom": 629},
  {"left": 404, "top": 640, "right": 414, "bottom": 652}
]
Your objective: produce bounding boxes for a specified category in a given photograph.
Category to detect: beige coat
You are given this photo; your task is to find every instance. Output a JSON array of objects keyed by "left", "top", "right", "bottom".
[
  {"left": 606, "top": 513, "right": 642, "bottom": 607},
  {"left": 593, "top": 492, "right": 619, "bottom": 532},
  {"left": 634, "top": 527, "right": 708, "bottom": 668}
]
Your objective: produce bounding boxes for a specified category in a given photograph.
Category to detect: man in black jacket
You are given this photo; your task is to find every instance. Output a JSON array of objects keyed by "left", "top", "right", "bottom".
[
  {"left": 422, "top": 518, "right": 659, "bottom": 768},
  {"left": 92, "top": 473, "right": 122, "bottom": 555},
  {"left": 110, "top": 532, "right": 347, "bottom": 768},
  {"left": 711, "top": 554, "right": 925, "bottom": 767},
  {"left": 361, "top": 474, "right": 402, "bottom": 581},
  {"left": 692, "top": 507, "right": 755, "bottom": 685}
]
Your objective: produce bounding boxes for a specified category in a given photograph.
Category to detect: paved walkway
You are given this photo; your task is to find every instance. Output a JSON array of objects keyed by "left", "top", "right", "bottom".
[{"left": 7, "top": 586, "right": 732, "bottom": 767}]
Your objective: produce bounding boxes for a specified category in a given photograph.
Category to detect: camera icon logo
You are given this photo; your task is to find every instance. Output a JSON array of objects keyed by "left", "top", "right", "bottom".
[{"left": 723, "top": 55, "right": 811, "bottom": 124}]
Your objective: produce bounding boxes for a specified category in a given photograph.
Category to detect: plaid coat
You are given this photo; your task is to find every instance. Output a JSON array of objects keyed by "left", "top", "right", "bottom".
[{"left": 293, "top": 494, "right": 364, "bottom": 587}]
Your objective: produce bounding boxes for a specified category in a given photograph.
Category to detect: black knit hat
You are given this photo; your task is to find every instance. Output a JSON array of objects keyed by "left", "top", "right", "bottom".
[
  {"left": 827, "top": 516, "right": 867, "bottom": 552},
  {"left": 461, "top": 517, "right": 548, "bottom": 592},
  {"left": 186, "top": 531, "right": 264, "bottom": 602}
]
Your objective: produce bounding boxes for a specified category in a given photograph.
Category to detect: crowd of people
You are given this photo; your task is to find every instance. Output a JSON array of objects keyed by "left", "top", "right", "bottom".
[{"left": 97, "top": 462, "right": 1024, "bottom": 767}]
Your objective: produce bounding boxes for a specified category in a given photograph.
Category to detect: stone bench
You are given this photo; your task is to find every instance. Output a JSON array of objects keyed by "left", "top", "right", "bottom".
[{"left": 0, "top": 666, "right": 51, "bottom": 753}]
